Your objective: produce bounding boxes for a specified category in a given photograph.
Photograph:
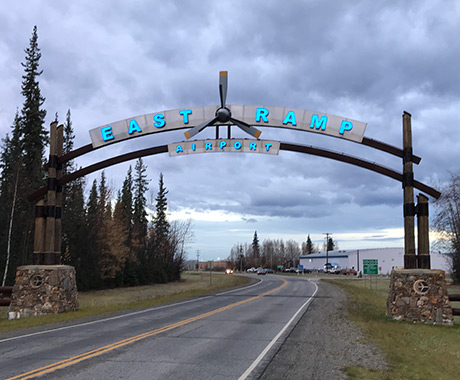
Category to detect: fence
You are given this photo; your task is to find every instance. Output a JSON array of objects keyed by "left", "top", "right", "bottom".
[
  {"left": 448, "top": 294, "right": 460, "bottom": 316},
  {"left": 0, "top": 286, "right": 13, "bottom": 307}
]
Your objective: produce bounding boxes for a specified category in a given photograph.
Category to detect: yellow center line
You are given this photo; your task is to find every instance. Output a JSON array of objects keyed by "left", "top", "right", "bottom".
[{"left": 6, "top": 279, "right": 287, "bottom": 380}]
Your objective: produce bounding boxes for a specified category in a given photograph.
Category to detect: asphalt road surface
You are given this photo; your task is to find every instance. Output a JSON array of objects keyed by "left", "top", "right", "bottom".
[{"left": 0, "top": 275, "right": 318, "bottom": 380}]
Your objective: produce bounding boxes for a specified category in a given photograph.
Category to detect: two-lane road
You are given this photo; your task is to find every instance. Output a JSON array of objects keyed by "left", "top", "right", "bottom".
[{"left": 1, "top": 275, "right": 318, "bottom": 380}]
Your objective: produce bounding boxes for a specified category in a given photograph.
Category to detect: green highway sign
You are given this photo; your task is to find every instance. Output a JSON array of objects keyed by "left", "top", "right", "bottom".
[{"left": 363, "top": 259, "right": 378, "bottom": 275}]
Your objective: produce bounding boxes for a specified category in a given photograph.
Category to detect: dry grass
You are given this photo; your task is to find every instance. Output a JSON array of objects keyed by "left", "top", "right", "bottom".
[
  {"left": 0, "top": 272, "right": 252, "bottom": 333},
  {"left": 328, "top": 278, "right": 460, "bottom": 380}
]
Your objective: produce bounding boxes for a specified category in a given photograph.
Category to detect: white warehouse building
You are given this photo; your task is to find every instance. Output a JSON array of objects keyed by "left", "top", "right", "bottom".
[{"left": 299, "top": 248, "right": 450, "bottom": 275}]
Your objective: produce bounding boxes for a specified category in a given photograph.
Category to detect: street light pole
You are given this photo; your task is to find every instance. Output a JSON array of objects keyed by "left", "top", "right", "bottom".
[{"left": 324, "top": 233, "right": 332, "bottom": 271}]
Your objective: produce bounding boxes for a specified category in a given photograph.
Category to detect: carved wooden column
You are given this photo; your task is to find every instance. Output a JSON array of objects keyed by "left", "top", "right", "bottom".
[
  {"left": 403, "top": 112, "right": 416, "bottom": 269},
  {"left": 417, "top": 193, "right": 430, "bottom": 269}
]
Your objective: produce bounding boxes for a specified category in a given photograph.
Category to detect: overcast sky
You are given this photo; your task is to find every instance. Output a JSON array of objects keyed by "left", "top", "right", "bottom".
[{"left": 1, "top": 1, "right": 459, "bottom": 261}]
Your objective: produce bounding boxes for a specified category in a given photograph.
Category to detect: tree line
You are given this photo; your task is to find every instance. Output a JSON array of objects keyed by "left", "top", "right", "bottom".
[
  {"left": 0, "top": 26, "right": 192, "bottom": 290},
  {"left": 61, "top": 161, "right": 192, "bottom": 290},
  {"left": 226, "top": 232, "right": 337, "bottom": 270}
]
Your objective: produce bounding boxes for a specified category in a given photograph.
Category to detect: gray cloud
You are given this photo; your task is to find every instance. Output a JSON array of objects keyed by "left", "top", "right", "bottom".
[{"left": 0, "top": 0, "right": 457, "bottom": 259}]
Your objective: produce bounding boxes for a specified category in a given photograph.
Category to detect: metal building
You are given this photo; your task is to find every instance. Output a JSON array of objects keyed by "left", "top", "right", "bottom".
[{"left": 299, "top": 248, "right": 450, "bottom": 275}]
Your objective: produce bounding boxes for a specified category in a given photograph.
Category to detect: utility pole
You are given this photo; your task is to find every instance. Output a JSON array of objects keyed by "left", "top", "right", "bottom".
[
  {"left": 196, "top": 250, "right": 200, "bottom": 271},
  {"left": 324, "top": 233, "right": 332, "bottom": 271}
]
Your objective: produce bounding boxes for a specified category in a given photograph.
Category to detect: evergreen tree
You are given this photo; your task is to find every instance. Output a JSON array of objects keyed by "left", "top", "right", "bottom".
[
  {"left": 306, "top": 234, "right": 313, "bottom": 254},
  {"left": 63, "top": 110, "right": 75, "bottom": 156},
  {"left": 327, "top": 237, "right": 336, "bottom": 251},
  {"left": 119, "top": 166, "right": 138, "bottom": 286},
  {"left": 131, "top": 159, "right": 149, "bottom": 282},
  {"left": 252, "top": 231, "right": 260, "bottom": 264},
  {"left": 18, "top": 25, "right": 47, "bottom": 185},
  {"left": 120, "top": 166, "right": 134, "bottom": 243},
  {"left": 82, "top": 179, "right": 102, "bottom": 289},
  {"left": 133, "top": 159, "right": 149, "bottom": 245},
  {"left": 148, "top": 172, "right": 171, "bottom": 283},
  {"left": 153, "top": 173, "right": 169, "bottom": 241},
  {"left": 0, "top": 26, "right": 47, "bottom": 283}
]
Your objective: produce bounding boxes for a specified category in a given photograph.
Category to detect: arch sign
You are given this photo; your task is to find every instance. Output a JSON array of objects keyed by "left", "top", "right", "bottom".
[
  {"left": 89, "top": 104, "right": 367, "bottom": 149},
  {"left": 28, "top": 71, "right": 440, "bottom": 275}
]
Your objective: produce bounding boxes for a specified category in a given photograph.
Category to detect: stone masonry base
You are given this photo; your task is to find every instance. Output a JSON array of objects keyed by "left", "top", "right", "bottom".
[
  {"left": 387, "top": 269, "right": 453, "bottom": 326},
  {"left": 8, "top": 265, "right": 79, "bottom": 319}
]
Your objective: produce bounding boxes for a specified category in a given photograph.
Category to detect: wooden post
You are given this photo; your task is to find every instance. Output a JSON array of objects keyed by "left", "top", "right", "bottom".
[
  {"left": 417, "top": 193, "right": 430, "bottom": 269},
  {"left": 33, "top": 199, "right": 46, "bottom": 265},
  {"left": 44, "top": 121, "right": 58, "bottom": 265},
  {"left": 55, "top": 124, "right": 64, "bottom": 256},
  {"left": 403, "top": 112, "right": 417, "bottom": 269}
]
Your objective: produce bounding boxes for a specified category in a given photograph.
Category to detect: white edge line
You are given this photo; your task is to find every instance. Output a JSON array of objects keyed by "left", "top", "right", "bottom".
[
  {"left": 238, "top": 280, "right": 319, "bottom": 380},
  {"left": 0, "top": 279, "right": 263, "bottom": 344}
]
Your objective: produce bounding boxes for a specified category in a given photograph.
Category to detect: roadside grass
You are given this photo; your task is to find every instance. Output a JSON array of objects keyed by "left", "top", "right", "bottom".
[
  {"left": 327, "top": 278, "right": 460, "bottom": 380},
  {"left": 0, "top": 272, "right": 253, "bottom": 333}
]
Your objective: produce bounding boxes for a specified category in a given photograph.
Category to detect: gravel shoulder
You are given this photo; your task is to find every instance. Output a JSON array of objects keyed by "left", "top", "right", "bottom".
[{"left": 258, "top": 279, "right": 388, "bottom": 380}]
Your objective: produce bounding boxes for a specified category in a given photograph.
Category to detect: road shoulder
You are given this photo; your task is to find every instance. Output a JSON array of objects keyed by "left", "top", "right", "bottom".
[{"left": 258, "top": 279, "right": 387, "bottom": 380}]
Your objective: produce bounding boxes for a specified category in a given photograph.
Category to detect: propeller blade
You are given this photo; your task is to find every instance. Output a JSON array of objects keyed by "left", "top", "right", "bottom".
[
  {"left": 184, "top": 117, "right": 218, "bottom": 139},
  {"left": 230, "top": 118, "right": 262, "bottom": 139},
  {"left": 219, "top": 71, "right": 228, "bottom": 108}
]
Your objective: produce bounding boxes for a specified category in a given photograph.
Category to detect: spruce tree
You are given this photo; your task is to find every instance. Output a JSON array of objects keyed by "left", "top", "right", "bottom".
[
  {"left": 133, "top": 159, "right": 149, "bottom": 244},
  {"left": 327, "top": 237, "right": 336, "bottom": 251},
  {"left": 121, "top": 166, "right": 134, "bottom": 243},
  {"left": 153, "top": 173, "right": 170, "bottom": 241},
  {"left": 0, "top": 26, "right": 47, "bottom": 283},
  {"left": 148, "top": 172, "right": 171, "bottom": 283},
  {"left": 252, "top": 231, "right": 260, "bottom": 264},
  {"left": 132, "top": 159, "right": 149, "bottom": 282},
  {"left": 19, "top": 25, "right": 47, "bottom": 185},
  {"left": 306, "top": 234, "right": 313, "bottom": 254},
  {"left": 82, "top": 179, "right": 102, "bottom": 289}
]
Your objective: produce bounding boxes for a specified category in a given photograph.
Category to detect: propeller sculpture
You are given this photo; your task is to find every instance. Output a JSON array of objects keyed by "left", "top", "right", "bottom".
[{"left": 184, "top": 71, "right": 262, "bottom": 139}]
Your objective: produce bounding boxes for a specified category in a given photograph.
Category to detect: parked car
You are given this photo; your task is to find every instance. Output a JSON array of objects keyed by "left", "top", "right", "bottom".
[
  {"left": 246, "top": 267, "right": 256, "bottom": 273},
  {"left": 341, "top": 268, "right": 357, "bottom": 275},
  {"left": 264, "top": 268, "right": 275, "bottom": 274},
  {"left": 257, "top": 267, "right": 266, "bottom": 275},
  {"left": 324, "top": 263, "right": 341, "bottom": 274}
]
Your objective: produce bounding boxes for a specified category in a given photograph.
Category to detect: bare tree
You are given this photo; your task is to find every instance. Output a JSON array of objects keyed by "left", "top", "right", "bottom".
[{"left": 433, "top": 172, "right": 460, "bottom": 283}]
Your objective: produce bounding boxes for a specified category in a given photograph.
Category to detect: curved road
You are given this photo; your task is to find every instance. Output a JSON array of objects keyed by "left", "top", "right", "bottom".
[{"left": 1, "top": 275, "right": 318, "bottom": 380}]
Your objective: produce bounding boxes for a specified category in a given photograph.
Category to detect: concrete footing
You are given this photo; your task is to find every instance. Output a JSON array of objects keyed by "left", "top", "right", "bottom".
[{"left": 8, "top": 265, "right": 79, "bottom": 320}]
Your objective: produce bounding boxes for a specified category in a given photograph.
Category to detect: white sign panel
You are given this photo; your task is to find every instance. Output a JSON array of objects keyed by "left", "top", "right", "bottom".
[
  {"left": 89, "top": 105, "right": 367, "bottom": 148},
  {"left": 168, "top": 139, "right": 280, "bottom": 156}
]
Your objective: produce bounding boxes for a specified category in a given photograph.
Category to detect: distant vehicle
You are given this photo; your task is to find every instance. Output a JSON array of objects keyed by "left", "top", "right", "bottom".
[
  {"left": 257, "top": 267, "right": 266, "bottom": 275},
  {"left": 264, "top": 268, "right": 275, "bottom": 274},
  {"left": 324, "top": 263, "right": 341, "bottom": 274},
  {"left": 225, "top": 269, "right": 234, "bottom": 274},
  {"left": 341, "top": 268, "right": 357, "bottom": 275},
  {"left": 246, "top": 267, "right": 256, "bottom": 273}
]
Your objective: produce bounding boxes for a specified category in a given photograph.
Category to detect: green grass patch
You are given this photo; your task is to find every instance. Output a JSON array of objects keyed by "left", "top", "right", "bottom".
[
  {"left": 327, "top": 278, "right": 460, "bottom": 380},
  {"left": 0, "top": 273, "right": 253, "bottom": 333}
]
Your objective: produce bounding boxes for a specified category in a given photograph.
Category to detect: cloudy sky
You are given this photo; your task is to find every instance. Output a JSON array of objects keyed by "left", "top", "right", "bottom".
[{"left": 1, "top": 1, "right": 459, "bottom": 261}]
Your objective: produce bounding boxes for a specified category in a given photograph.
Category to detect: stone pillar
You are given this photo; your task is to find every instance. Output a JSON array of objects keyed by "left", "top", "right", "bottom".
[
  {"left": 402, "top": 112, "right": 416, "bottom": 269},
  {"left": 8, "top": 265, "right": 79, "bottom": 319},
  {"left": 387, "top": 269, "right": 453, "bottom": 325},
  {"left": 417, "top": 194, "right": 430, "bottom": 269},
  {"left": 21, "top": 122, "right": 78, "bottom": 319}
]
